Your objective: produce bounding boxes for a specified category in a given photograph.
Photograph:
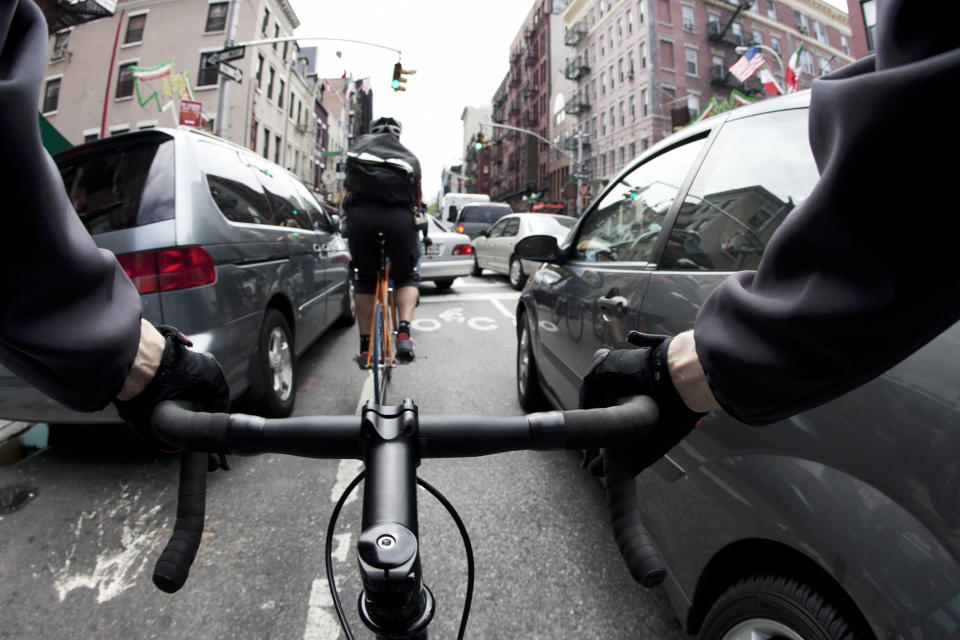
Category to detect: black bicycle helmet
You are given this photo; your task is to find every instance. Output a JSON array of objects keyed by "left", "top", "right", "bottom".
[{"left": 370, "top": 116, "right": 402, "bottom": 138}]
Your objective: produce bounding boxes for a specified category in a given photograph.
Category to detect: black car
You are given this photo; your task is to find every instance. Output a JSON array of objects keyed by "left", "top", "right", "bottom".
[{"left": 516, "top": 91, "right": 960, "bottom": 639}]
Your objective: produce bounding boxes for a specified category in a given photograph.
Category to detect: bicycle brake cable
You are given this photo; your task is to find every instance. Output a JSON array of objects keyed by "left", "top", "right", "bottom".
[{"left": 324, "top": 471, "right": 475, "bottom": 640}]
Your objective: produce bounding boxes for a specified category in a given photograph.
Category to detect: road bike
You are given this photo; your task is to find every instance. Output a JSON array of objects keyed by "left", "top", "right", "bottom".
[
  {"left": 147, "top": 397, "right": 668, "bottom": 639},
  {"left": 364, "top": 232, "right": 399, "bottom": 405}
]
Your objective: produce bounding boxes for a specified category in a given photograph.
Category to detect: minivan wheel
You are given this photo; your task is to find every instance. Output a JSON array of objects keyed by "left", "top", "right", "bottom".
[
  {"left": 508, "top": 256, "right": 525, "bottom": 290},
  {"left": 257, "top": 309, "right": 296, "bottom": 418},
  {"left": 517, "top": 316, "right": 548, "bottom": 412},
  {"left": 434, "top": 278, "right": 454, "bottom": 290},
  {"left": 700, "top": 575, "right": 857, "bottom": 640},
  {"left": 471, "top": 255, "right": 483, "bottom": 277}
]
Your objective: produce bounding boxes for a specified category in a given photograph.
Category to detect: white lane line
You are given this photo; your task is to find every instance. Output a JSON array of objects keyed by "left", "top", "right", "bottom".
[
  {"left": 490, "top": 297, "right": 516, "bottom": 323},
  {"left": 303, "top": 578, "right": 343, "bottom": 640},
  {"left": 419, "top": 291, "right": 521, "bottom": 303}
]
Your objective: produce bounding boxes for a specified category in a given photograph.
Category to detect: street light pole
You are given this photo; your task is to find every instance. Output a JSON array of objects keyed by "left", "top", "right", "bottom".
[
  {"left": 736, "top": 43, "right": 785, "bottom": 88},
  {"left": 215, "top": 0, "right": 239, "bottom": 137}
]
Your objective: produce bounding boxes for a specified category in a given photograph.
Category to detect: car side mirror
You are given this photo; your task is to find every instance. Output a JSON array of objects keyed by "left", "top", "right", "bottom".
[
  {"left": 329, "top": 214, "right": 342, "bottom": 233},
  {"left": 515, "top": 234, "right": 561, "bottom": 263},
  {"left": 480, "top": 229, "right": 489, "bottom": 238}
]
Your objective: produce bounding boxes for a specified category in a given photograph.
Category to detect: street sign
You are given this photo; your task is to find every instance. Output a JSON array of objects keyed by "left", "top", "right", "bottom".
[
  {"left": 203, "top": 45, "right": 246, "bottom": 68},
  {"left": 179, "top": 100, "right": 202, "bottom": 127},
  {"left": 218, "top": 62, "right": 243, "bottom": 83},
  {"left": 321, "top": 169, "right": 336, "bottom": 185}
]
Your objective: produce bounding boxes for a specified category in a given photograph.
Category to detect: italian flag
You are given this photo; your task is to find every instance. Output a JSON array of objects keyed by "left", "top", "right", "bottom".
[
  {"left": 785, "top": 45, "right": 804, "bottom": 93},
  {"left": 759, "top": 67, "right": 782, "bottom": 95}
]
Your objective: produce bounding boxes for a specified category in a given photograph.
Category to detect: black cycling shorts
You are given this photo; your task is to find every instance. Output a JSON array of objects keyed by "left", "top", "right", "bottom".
[{"left": 346, "top": 200, "right": 420, "bottom": 294}]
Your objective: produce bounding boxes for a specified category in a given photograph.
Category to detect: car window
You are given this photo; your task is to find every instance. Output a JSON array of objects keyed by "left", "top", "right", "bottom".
[
  {"left": 200, "top": 142, "right": 273, "bottom": 226},
  {"left": 59, "top": 135, "right": 176, "bottom": 234},
  {"left": 503, "top": 218, "right": 520, "bottom": 236},
  {"left": 573, "top": 136, "right": 706, "bottom": 263},
  {"left": 661, "top": 109, "right": 819, "bottom": 271},
  {"left": 462, "top": 205, "right": 511, "bottom": 224},
  {"left": 290, "top": 178, "right": 331, "bottom": 232},
  {"left": 486, "top": 218, "right": 510, "bottom": 238},
  {"left": 529, "top": 215, "right": 575, "bottom": 235},
  {"left": 253, "top": 164, "right": 312, "bottom": 230}
]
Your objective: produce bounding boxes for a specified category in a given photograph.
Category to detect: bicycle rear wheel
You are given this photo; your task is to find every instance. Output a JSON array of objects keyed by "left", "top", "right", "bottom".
[{"left": 371, "top": 304, "right": 389, "bottom": 404}]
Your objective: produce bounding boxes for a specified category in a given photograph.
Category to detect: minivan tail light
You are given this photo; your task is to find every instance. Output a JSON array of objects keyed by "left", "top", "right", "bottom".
[
  {"left": 452, "top": 244, "right": 472, "bottom": 256},
  {"left": 117, "top": 247, "right": 216, "bottom": 294}
]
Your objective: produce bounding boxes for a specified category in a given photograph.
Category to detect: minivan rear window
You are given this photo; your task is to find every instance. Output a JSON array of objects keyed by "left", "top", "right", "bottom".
[
  {"left": 462, "top": 205, "right": 511, "bottom": 224},
  {"left": 58, "top": 135, "right": 175, "bottom": 235}
]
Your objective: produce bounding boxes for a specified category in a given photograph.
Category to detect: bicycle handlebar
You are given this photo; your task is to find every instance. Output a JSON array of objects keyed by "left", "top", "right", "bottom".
[{"left": 148, "top": 396, "right": 668, "bottom": 629}]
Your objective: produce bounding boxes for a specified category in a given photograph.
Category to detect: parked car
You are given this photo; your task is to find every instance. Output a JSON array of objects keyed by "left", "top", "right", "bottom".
[
  {"left": 0, "top": 127, "right": 354, "bottom": 422},
  {"left": 418, "top": 216, "right": 473, "bottom": 290},
  {"left": 452, "top": 202, "right": 513, "bottom": 239},
  {"left": 515, "top": 90, "right": 960, "bottom": 639},
  {"left": 471, "top": 212, "right": 575, "bottom": 289}
]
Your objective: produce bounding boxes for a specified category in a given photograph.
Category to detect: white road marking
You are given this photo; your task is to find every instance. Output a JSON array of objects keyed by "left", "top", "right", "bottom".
[
  {"left": 467, "top": 317, "right": 498, "bottom": 331},
  {"left": 419, "top": 291, "right": 520, "bottom": 303},
  {"left": 490, "top": 297, "right": 517, "bottom": 322},
  {"left": 303, "top": 578, "right": 343, "bottom": 640}
]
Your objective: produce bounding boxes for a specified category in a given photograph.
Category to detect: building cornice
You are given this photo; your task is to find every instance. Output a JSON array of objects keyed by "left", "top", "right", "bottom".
[{"left": 562, "top": 0, "right": 591, "bottom": 25}]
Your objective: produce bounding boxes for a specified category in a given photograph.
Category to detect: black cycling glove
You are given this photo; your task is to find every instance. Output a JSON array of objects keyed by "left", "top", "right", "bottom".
[
  {"left": 115, "top": 325, "right": 230, "bottom": 450},
  {"left": 579, "top": 332, "right": 706, "bottom": 477}
]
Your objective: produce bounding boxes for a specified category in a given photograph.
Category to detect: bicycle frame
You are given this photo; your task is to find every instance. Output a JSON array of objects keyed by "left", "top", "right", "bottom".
[
  {"left": 148, "top": 397, "right": 668, "bottom": 639},
  {"left": 366, "top": 233, "right": 397, "bottom": 405}
]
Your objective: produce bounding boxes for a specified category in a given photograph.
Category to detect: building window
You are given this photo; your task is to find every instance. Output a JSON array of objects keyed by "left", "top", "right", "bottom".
[
  {"left": 283, "top": 41, "right": 289, "bottom": 61},
  {"left": 43, "top": 77, "right": 60, "bottom": 113},
  {"left": 659, "top": 0, "right": 671, "bottom": 23},
  {"left": 712, "top": 54, "right": 724, "bottom": 79},
  {"left": 261, "top": 8, "right": 270, "bottom": 35},
  {"left": 687, "top": 94, "right": 700, "bottom": 120},
  {"left": 263, "top": 127, "right": 270, "bottom": 159},
  {"left": 619, "top": 101, "right": 625, "bottom": 127},
  {"left": 628, "top": 52, "right": 634, "bottom": 77},
  {"left": 124, "top": 14, "right": 146, "bottom": 44},
  {"left": 609, "top": 64, "right": 615, "bottom": 89},
  {"left": 627, "top": 8, "right": 633, "bottom": 33},
  {"left": 116, "top": 62, "right": 135, "bottom": 98},
  {"left": 609, "top": 107, "right": 616, "bottom": 133},
  {"left": 707, "top": 13, "right": 719, "bottom": 36},
  {"left": 861, "top": 0, "right": 876, "bottom": 51},
  {"left": 640, "top": 42, "right": 647, "bottom": 68},
  {"left": 600, "top": 71, "right": 606, "bottom": 95},
  {"left": 732, "top": 22, "right": 744, "bottom": 45},
  {"left": 256, "top": 54, "right": 264, "bottom": 87},
  {"left": 629, "top": 94, "right": 636, "bottom": 121},
  {"left": 83, "top": 132, "right": 99, "bottom": 143},
  {"left": 682, "top": 6, "right": 694, "bottom": 31},
  {"left": 278, "top": 79, "right": 285, "bottom": 109},
  {"left": 205, "top": 2, "right": 228, "bottom": 32},
  {"left": 641, "top": 88, "right": 648, "bottom": 116},
  {"left": 819, "top": 56, "right": 832, "bottom": 75},
  {"left": 767, "top": 0, "right": 777, "bottom": 20},
  {"left": 617, "top": 18, "right": 623, "bottom": 41},
  {"left": 267, "top": 66, "right": 275, "bottom": 100},
  {"left": 637, "top": 0, "right": 644, "bottom": 24},
  {"left": 642, "top": 137, "right": 650, "bottom": 151},
  {"left": 794, "top": 11, "right": 810, "bottom": 35},
  {"left": 618, "top": 58, "right": 624, "bottom": 82},
  {"left": 801, "top": 49, "right": 815, "bottom": 74},
  {"left": 841, "top": 35, "right": 850, "bottom": 55},
  {"left": 601, "top": 112, "right": 607, "bottom": 135},
  {"left": 273, "top": 23, "right": 279, "bottom": 50},
  {"left": 815, "top": 20, "right": 828, "bottom": 44},
  {"left": 198, "top": 52, "right": 219, "bottom": 86},
  {"left": 685, "top": 48, "right": 698, "bottom": 75},
  {"left": 660, "top": 40, "right": 674, "bottom": 69},
  {"left": 600, "top": 34, "right": 605, "bottom": 57},
  {"left": 752, "top": 29, "right": 763, "bottom": 46},
  {"left": 275, "top": 134, "right": 282, "bottom": 164},
  {"left": 51, "top": 30, "right": 70, "bottom": 60},
  {"left": 771, "top": 36, "right": 782, "bottom": 56},
  {"left": 629, "top": 142, "right": 636, "bottom": 159},
  {"left": 289, "top": 92, "right": 295, "bottom": 117}
]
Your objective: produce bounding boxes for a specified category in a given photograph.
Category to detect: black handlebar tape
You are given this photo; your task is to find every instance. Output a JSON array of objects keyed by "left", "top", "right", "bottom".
[
  {"left": 153, "top": 450, "right": 208, "bottom": 593},
  {"left": 561, "top": 396, "right": 660, "bottom": 450},
  {"left": 603, "top": 456, "right": 667, "bottom": 588},
  {"left": 151, "top": 401, "right": 230, "bottom": 451}
]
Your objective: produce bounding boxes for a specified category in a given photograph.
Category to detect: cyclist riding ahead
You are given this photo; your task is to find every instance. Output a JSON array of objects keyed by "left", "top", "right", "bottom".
[{"left": 344, "top": 116, "right": 422, "bottom": 367}]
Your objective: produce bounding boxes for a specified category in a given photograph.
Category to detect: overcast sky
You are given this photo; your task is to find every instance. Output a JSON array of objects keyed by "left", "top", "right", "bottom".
[{"left": 288, "top": 0, "right": 848, "bottom": 201}]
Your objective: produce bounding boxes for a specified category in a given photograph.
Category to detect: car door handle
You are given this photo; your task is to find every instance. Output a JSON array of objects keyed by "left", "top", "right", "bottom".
[
  {"left": 313, "top": 243, "right": 327, "bottom": 257},
  {"left": 597, "top": 295, "right": 629, "bottom": 315}
]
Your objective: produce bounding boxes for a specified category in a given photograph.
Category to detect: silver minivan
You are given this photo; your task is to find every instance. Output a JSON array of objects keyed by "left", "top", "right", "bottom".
[{"left": 0, "top": 127, "right": 354, "bottom": 421}]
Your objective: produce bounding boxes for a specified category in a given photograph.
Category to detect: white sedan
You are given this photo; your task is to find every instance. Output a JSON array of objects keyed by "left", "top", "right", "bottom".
[
  {"left": 418, "top": 216, "right": 474, "bottom": 290},
  {"left": 471, "top": 213, "right": 576, "bottom": 289}
]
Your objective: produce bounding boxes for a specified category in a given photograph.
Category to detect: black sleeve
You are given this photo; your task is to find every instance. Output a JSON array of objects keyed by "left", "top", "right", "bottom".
[
  {"left": 0, "top": 0, "right": 142, "bottom": 412},
  {"left": 694, "top": 0, "right": 960, "bottom": 425}
]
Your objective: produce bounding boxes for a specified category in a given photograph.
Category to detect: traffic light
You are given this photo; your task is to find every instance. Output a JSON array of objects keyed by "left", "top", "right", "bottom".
[
  {"left": 391, "top": 62, "right": 415, "bottom": 91},
  {"left": 474, "top": 132, "right": 485, "bottom": 151}
]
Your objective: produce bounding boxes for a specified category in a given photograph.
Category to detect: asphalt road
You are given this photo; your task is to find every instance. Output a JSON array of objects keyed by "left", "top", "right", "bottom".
[{"left": 0, "top": 275, "right": 689, "bottom": 639}]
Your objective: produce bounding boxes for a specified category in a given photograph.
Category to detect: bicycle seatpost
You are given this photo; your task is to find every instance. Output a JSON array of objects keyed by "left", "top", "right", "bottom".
[{"left": 356, "top": 399, "right": 434, "bottom": 638}]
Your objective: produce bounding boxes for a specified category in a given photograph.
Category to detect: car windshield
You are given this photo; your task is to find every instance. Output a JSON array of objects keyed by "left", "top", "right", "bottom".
[
  {"left": 57, "top": 133, "right": 176, "bottom": 235},
  {"left": 529, "top": 216, "right": 575, "bottom": 235},
  {"left": 462, "top": 205, "right": 511, "bottom": 224}
]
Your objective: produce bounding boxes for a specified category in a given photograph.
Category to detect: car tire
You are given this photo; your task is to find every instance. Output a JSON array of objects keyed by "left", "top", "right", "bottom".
[
  {"left": 333, "top": 269, "right": 357, "bottom": 328},
  {"left": 471, "top": 255, "right": 483, "bottom": 277},
  {"left": 700, "top": 575, "right": 858, "bottom": 640},
  {"left": 256, "top": 309, "right": 296, "bottom": 418},
  {"left": 517, "top": 314, "right": 548, "bottom": 412},
  {"left": 508, "top": 256, "right": 526, "bottom": 290},
  {"left": 434, "top": 279, "right": 455, "bottom": 290}
]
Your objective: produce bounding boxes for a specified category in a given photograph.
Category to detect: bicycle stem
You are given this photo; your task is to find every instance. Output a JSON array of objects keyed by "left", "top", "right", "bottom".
[{"left": 356, "top": 399, "right": 434, "bottom": 637}]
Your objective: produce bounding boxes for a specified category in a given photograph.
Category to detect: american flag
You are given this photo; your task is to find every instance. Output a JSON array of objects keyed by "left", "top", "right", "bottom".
[{"left": 728, "top": 45, "right": 766, "bottom": 83}]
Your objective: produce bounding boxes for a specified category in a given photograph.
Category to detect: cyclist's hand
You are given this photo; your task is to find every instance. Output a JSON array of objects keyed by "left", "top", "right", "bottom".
[
  {"left": 115, "top": 325, "right": 230, "bottom": 450},
  {"left": 422, "top": 236, "right": 433, "bottom": 248},
  {"left": 579, "top": 332, "right": 705, "bottom": 477}
]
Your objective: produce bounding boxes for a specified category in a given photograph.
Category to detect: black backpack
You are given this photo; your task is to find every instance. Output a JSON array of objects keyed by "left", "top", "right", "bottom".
[{"left": 344, "top": 133, "right": 421, "bottom": 207}]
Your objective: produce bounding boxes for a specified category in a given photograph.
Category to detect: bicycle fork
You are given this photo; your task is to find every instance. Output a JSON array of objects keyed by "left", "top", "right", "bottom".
[{"left": 357, "top": 400, "right": 434, "bottom": 638}]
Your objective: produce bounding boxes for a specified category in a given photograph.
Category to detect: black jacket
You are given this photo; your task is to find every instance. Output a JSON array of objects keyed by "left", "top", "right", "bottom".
[
  {"left": 695, "top": 0, "right": 960, "bottom": 424},
  {"left": 0, "top": 0, "right": 141, "bottom": 411}
]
